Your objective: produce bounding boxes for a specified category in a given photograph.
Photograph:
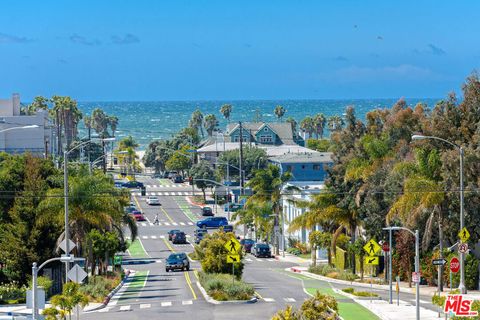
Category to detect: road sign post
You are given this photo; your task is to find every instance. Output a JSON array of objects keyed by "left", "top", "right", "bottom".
[
  {"left": 224, "top": 237, "right": 241, "bottom": 285},
  {"left": 450, "top": 257, "right": 460, "bottom": 273}
]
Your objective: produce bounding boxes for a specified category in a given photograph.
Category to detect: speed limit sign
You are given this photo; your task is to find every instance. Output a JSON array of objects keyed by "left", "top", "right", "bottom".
[{"left": 459, "top": 243, "right": 469, "bottom": 254}]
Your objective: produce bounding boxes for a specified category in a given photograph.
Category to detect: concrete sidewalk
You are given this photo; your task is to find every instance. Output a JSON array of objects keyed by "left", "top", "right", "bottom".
[{"left": 354, "top": 298, "right": 440, "bottom": 320}]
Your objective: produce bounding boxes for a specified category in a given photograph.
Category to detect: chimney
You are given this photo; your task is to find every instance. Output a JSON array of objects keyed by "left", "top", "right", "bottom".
[{"left": 12, "top": 93, "right": 20, "bottom": 116}]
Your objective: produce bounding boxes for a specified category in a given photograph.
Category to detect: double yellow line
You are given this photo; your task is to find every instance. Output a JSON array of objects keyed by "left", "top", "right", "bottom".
[
  {"left": 162, "top": 238, "right": 197, "bottom": 300},
  {"left": 161, "top": 207, "right": 175, "bottom": 224}
]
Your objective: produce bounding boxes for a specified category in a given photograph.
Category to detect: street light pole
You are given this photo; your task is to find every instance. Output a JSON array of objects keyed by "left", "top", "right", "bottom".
[
  {"left": 411, "top": 134, "right": 466, "bottom": 293},
  {"left": 389, "top": 228, "right": 393, "bottom": 304}
]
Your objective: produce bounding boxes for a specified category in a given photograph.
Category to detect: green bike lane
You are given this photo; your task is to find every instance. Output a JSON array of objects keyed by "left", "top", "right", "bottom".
[{"left": 275, "top": 269, "right": 379, "bottom": 320}]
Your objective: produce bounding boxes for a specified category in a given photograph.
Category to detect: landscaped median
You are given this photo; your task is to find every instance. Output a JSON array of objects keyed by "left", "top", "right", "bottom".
[{"left": 197, "top": 272, "right": 255, "bottom": 302}]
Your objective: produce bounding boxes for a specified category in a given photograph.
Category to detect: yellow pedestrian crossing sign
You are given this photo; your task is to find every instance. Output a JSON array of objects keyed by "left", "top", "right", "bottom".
[
  {"left": 227, "top": 254, "right": 241, "bottom": 263},
  {"left": 458, "top": 227, "right": 470, "bottom": 243},
  {"left": 224, "top": 238, "right": 241, "bottom": 254},
  {"left": 363, "top": 239, "right": 381, "bottom": 256},
  {"left": 364, "top": 256, "right": 379, "bottom": 265}
]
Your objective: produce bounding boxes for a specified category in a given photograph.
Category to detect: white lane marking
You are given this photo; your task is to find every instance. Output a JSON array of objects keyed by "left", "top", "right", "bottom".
[
  {"left": 164, "top": 222, "right": 171, "bottom": 226},
  {"left": 182, "top": 300, "right": 193, "bottom": 305},
  {"left": 245, "top": 258, "right": 252, "bottom": 262},
  {"left": 160, "top": 235, "right": 166, "bottom": 239},
  {"left": 119, "top": 305, "right": 131, "bottom": 311},
  {"left": 149, "top": 223, "right": 154, "bottom": 226},
  {"left": 187, "top": 222, "right": 193, "bottom": 225},
  {"left": 177, "top": 192, "right": 182, "bottom": 195},
  {"left": 267, "top": 259, "right": 275, "bottom": 262},
  {"left": 141, "top": 223, "right": 147, "bottom": 227},
  {"left": 284, "top": 298, "right": 296, "bottom": 302},
  {"left": 155, "top": 260, "right": 162, "bottom": 263},
  {"left": 98, "top": 307, "right": 110, "bottom": 312},
  {"left": 161, "top": 301, "right": 172, "bottom": 307},
  {"left": 255, "top": 259, "right": 263, "bottom": 262},
  {"left": 142, "top": 236, "right": 148, "bottom": 239},
  {"left": 180, "top": 222, "right": 185, "bottom": 226},
  {"left": 151, "top": 236, "right": 157, "bottom": 239},
  {"left": 263, "top": 298, "right": 275, "bottom": 302},
  {"left": 140, "top": 304, "right": 151, "bottom": 309},
  {"left": 186, "top": 235, "right": 191, "bottom": 238},
  {"left": 172, "top": 222, "right": 178, "bottom": 226}
]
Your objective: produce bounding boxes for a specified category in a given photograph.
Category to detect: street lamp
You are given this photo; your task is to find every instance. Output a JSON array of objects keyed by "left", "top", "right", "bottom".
[
  {"left": 411, "top": 134, "right": 466, "bottom": 293},
  {"left": 216, "top": 161, "right": 245, "bottom": 221},
  {"left": 63, "top": 137, "right": 115, "bottom": 281},
  {"left": 0, "top": 124, "right": 39, "bottom": 133},
  {"left": 383, "top": 226, "right": 420, "bottom": 320}
]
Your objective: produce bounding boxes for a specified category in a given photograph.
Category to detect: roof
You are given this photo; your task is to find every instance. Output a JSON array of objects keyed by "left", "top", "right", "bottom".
[
  {"left": 269, "top": 152, "right": 333, "bottom": 164},
  {"left": 196, "top": 143, "right": 319, "bottom": 158},
  {"left": 226, "top": 122, "right": 297, "bottom": 145}
]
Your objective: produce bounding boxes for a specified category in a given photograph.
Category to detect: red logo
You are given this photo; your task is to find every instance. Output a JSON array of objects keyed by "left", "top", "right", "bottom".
[
  {"left": 450, "top": 257, "right": 460, "bottom": 273},
  {"left": 444, "top": 295, "right": 478, "bottom": 317}
]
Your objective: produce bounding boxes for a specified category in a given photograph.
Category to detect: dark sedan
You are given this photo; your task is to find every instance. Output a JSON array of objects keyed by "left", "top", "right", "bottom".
[
  {"left": 121, "top": 181, "right": 144, "bottom": 188},
  {"left": 165, "top": 252, "right": 190, "bottom": 272},
  {"left": 168, "top": 229, "right": 181, "bottom": 241},
  {"left": 251, "top": 243, "right": 272, "bottom": 258},
  {"left": 240, "top": 239, "right": 256, "bottom": 253}
]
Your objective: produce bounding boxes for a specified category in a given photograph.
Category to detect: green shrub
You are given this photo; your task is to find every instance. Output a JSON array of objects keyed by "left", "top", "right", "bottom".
[
  {"left": 287, "top": 247, "right": 301, "bottom": 256},
  {"left": 0, "top": 282, "right": 27, "bottom": 303},
  {"left": 353, "top": 291, "right": 378, "bottom": 297},
  {"left": 198, "top": 272, "right": 254, "bottom": 301},
  {"left": 308, "top": 264, "right": 357, "bottom": 281},
  {"left": 342, "top": 288, "right": 354, "bottom": 294},
  {"left": 79, "top": 275, "right": 121, "bottom": 302}
]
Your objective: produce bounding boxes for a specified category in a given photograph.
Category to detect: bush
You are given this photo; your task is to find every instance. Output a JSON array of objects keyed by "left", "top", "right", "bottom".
[
  {"left": 308, "top": 264, "right": 358, "bottom": 281},
  {"left": 199, "top": 272, "right": 254, "bottom": 301},
  {"left": 341, "top": 288, "right": 354, "bottom": 294},
  {"left": 352, "top": 291, "right": 378, "bottom": 297},
  {"left": 273, "top": 291, "right": 340, "bottom": 320},
  {"left": 79, "top": 274, "right": 121, "bottom": 302},
  {"left": 0, "top": 282, "right": 27, "bottom": 303},
  {"left": 287, "top": 247, "right": 301, "bottom": 256}
]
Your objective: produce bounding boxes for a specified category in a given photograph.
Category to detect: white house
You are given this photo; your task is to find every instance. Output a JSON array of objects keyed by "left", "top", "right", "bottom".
[{"left": 0, "top": 94, "right": 53, "bottom": 156}]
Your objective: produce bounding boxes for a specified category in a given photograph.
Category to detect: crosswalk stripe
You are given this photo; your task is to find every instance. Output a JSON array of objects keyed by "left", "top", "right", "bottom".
[
  {"left": 151, "top": 236, "right": 157, "bottom": 239},
  {"left": 180, "top": 222, "right": 185, "bottom": 226},
  {"left": 164, "top": 222, "right": 170, "bottom": 226},
  {"left": 267, "top": 259, "right": 275, "bottom": 262},
  {"left": 187, "top": 222, "right": 193, "bottom": 225},
  {"left": 263, "top": 298, "right": 275, "bottom": 302},
  {"left": 119, "top": 305, "right": 131, "bottom": 311},
  {"left": 256, "top": 259, "right": 262, "bottom": 262},
  {"left": 284, "top": 298, "right": 296, "bottom": 302},
  {"left": 182, "top": 300, "right": 193, "bottom": 305},
  {"left": 160, "top": 235, "right": 165, "bottom": 239},
  {"left": 161, "top": 301, "right": 172, "bottom": 307},
  {"left": 149, "top": 223, "right": 154, "bottom": 226},
  {"left": 141, "top": 223, "right": 147, "bottom": 227},
  {"left": 172, "top": 222, "right": 178, "bottom": 226},
  {"left": 176, "top": 192, "right": 182, "bottom": 195},
  {"left": 140, "top": 304, "right": 151, "bottom": 309},
  {"left": 142, "top": 236, "right": 148, "bottom": 239},
  {"left": 245, "top": 258, "right": 252, "bottom": 262}
]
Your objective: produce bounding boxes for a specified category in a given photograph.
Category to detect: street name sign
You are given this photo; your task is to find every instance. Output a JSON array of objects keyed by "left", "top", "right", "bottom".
[
  {"left": 432, "top": 258, "right": 447, "bottom": 266},
  {"left": 224, "top": 238, "right": 241, "bottom": 254},
  {"left": 363, "top": 239, "right": 381, "bottom": 256},
  {"left": 67, "top": 264, "right": 87, "bottom": 283},
  {"left": 458, "top": 227, "right": 470, "bottom": 243},
  {"left": 364, "top": 256, "right": 379, "bottom": 265},
  {"left": 227, "top": 254, "right": 240, "bottom": 263}
]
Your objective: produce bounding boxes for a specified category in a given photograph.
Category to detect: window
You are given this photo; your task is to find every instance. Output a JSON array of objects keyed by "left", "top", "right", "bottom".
[
  {"left": 259, "top": 134, "right": 273, "bottom": 143},
  {"left": 301, "top": 165, "right": 305, "bottom": 169},
  {"left": 313, "top": 164, "right": 320, "bottom": 170},
  {"left": 264, "top": 127, "right": 268, "bottom": 132}
]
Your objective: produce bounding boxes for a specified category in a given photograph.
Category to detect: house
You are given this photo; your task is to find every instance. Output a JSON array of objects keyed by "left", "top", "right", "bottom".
[
  {"left": 226, "top": 122, "right": 304, "bottom": 146},
  {"left": 269, "top": 152, "right": 333, "bottom": 182},
  {"left": 0, "top": 94, "right": 53, "bottom": 156}
]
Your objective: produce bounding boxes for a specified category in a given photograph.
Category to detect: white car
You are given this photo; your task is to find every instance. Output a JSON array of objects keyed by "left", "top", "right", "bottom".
[{"left": 146, "top": 196, "right": 160, "bottom": 205}]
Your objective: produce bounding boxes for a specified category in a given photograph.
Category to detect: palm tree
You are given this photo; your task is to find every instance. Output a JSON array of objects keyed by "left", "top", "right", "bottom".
[
  {"left": 51, "top": 96, "right": 82, "bottom": 150},
  {"left": 91, "top": 108, "right": 109, "bottom": 138},
  {"left": 285, "top": 117, "right": 297, "bottom": 134},
  {"left": 247, "top": 164, "right": 292, "bottom": 254},
  {"left": 274, "top": 105, "right": 286, "bottom": 122},
  {"left": 220, "top": 104, "right": 233, "bottom": 122},
  {"left": 327, "top": 115, "right": 344, "bottom": 132},
  {"left": 190, "top": 109, "right": 204, "bottom": 137},
  {"left": 314, "top": 113, "right": 327, "bottom": 139},
  {"left": 203, "top": 114, "right": 218, "bottom": 136},
  {"left": 232, "top": 201, "right": 273, "bottom": 241},
  {"left": 300, "top": 116, "right": 315, "bottom": 138},
  {"left": 26, "top": 96, "right": 49, "bottom": 115}
]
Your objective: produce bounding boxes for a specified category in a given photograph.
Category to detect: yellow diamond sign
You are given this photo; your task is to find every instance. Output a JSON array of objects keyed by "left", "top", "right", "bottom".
[
  {"left": 224, "top": 238, "right": 241, "bottom": 254},
  {"left": 364, "top": 256, "right": 379, "bottom": 265},
  {"left": 363, "top": 239, "right": 381, "bottom": 256},
  {"left": 227, "top": 254, "right": 241, "bottom": 263},
  {"left": 458, "top": 227, "right": 470, "bottom": 243}
]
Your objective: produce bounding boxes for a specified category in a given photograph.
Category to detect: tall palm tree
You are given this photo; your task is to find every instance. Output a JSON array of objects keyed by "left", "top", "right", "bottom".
[
  {"left": 247, "top": 164, "right": 292, "bottom": 254},
  {"left": 51, "top": 96, "right": 82, "bottom": 150},
  {"left": 203, "top": 114, "right": 218, "bottom": 136},
  {"left": 314, "top": 113, "right": 327, "bottom": 139},
  {"left": 300, "top": 116, "right": 315, "bottom": 138},
  {"left": 26, "top": 96, "right": 49, "bottom": 115},
  {"left": 190, "top": 109, "right": 204, "bottom": 138},
  {"left": 274, "top": 105, "right": 286, "bottom": 122},
  {"left": 327, "top": 115, "right": 344, "bottom": 132},
  {"left": 220, "top": 104, "right": 233, "bottom": 122},
  {"left": 91, "top": 108, "right": 109, "bottom": 138}
]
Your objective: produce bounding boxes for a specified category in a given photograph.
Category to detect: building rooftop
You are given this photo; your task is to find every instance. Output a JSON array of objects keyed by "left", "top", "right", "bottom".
[
  {"left": 196, "top": 142, "right": 319, "bottom": 158},
  {"left": 226, "top": 122, "right": 298, "bottom": 145},
  {"left": 270, "top": 152, "right": 333, "bottom": 163}
]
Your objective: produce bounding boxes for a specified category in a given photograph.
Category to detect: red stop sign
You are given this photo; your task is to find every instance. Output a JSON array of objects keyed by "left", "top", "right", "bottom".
[
  {"left": 450, "top": 257, "right": 460, "bottom": 273},
  {"left": 382, "top": 242, "right": 390, "bottom": 252}
]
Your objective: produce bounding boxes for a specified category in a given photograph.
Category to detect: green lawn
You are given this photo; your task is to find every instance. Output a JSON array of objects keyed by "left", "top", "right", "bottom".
[{"left": 127, "top": 239, "right": 149, "bottom": 259}]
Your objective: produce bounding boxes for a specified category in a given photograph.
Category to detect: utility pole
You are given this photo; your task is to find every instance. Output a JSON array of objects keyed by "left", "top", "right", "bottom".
[{"left": 239, "top": 122, "right": 244, "bottom": 195}]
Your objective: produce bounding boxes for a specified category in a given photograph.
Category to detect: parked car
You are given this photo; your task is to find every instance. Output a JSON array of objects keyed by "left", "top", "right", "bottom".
[
  {"left": 131, "top": 211, "right": 146, "bottom": 221},
  {"left": 168, "top": 229, "right": 181, "bottom": 241},
  {"left": 121, "top": 181, "right": 144, "bottom": 188},
  {"left": 221, "top": 225, "right": 234, "bottom": 233},
  {"left": 167, "top": 171, "right": 178, "bottom": 179},
  {"left": 151, "top": 173, "right": 162, "bottom": 178},
  {"left": 114, "top": 181, "right": 125, "bottom": 188},
  {"left": 173, "top": 175, "right": 184, "bottom": 183},
  {"left": 196, "top": 217, "right": 228, "bottom": 229},
  {"left": 172, "top": 231, "right": 187, "bottom": 244},
  {"left": 146, "top": 196, "right": 160, "bottom": 205},
  {"left": 124, "top": 206, "right": 137, "bottom": 214},
  {"left": 165, "top": 252, "right": 190, "bottom": 272},
  {"left": 240, "top": 239, "right": 256, "bottom": 253},
  {"left": 162, "top": 171, "right": 170, "bottom": 178},
  {"left": 224, "top": 203, "right": 243, "bottom": 212},
  {"left": 251, "top": 243, "right": 272, "bottom": 258},
  {"left": 201, "top": 206, "right": 214, "bottom": 216},
  {"left": 194, "top": 229, "right": 208, "bottom": 244}
]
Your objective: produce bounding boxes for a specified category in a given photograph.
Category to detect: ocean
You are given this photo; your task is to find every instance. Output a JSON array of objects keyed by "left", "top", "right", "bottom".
[{"left": 77, "top": 98, "right": 439, "bottom": 149}]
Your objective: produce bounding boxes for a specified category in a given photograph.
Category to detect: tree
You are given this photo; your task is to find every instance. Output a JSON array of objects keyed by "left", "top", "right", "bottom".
[
  {"left": 285, "top": 117, "right": 297, "bottom": 134},
  {"left": 327, "top": 115, "right": 344, "bottom": 132},
  {"left": 274, "top": 105, "right": 286, "bottom": 121},
  {"left": 300, "top": 116, "right": 315, "bottom": 138},
  {"left": 232, "top": 201, "right": 273, "bottom": 242},
  {"left": 25, "top": 96, "right": 49, "bottom": 115},
  {"left": 189, "top": 161, "right": 215, "bottom": 202},
  {"left": 306, "top": 139, "right": 331, "bottom": 152},
  {"left": 51, "top": 96, "right": 83, "bottom": 152},
  {"left": 42, "top": 282, "right": 88, "bottom": 320},
  {"left": 203, "top": 114, "right": 219, "bottom": 136},
  {"left": 217, "top": 146, "right": 268, "bottom": 179},
  {"left": 220, "top": 104, "right": 233, "bottom": 122},
  {"left": 189, "top": 109, "right": 204, "bottom": 137},
  {"left": 314, "top": 113, "right": 327, "bottom": 139},
  {"left": 165, "top": 145, "right": 193, "bottom": 176},
  {"left": 87, "top": 229, "right": 121, "bottom": 275}
]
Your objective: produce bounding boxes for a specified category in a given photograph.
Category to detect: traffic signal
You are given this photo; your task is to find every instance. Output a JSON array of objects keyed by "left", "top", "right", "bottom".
[
  {"left": 141, "top": 186, "right": 146, "bottom": 196},
  {"left": 188, "top": 176, "right": 193, "bottom": 185}
]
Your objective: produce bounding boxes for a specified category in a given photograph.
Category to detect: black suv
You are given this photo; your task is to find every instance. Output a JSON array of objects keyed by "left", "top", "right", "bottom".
[
  {"left": 201, "top": 206, "right": 214, "bottom": 216},
  {"left": 165, "top": 252, "right": 190, "bottom": 272},
  {"left": 194, "top": 228, "right": 208, "bottom": 244},
  {"left": 172, "top": 231, "right": 187, "bottom": 244}
]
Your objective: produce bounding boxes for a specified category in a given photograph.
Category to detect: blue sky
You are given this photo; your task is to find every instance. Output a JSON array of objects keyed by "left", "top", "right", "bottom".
[{"left": 0, "top": 1, "right": 479, "bottom": 101}]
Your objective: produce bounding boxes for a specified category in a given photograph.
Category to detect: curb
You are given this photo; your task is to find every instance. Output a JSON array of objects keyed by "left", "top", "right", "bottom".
[
  {"left": 195, "top": 281, "right": 257, "bottom": 305},
  {"left": 83, "top": 269, "right": 131, "bottom": 312}
]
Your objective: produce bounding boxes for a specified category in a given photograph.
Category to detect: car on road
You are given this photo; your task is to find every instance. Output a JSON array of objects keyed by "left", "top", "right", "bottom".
[
  {"left": 194, "top": 229, "right": 208, "bottom": 244},
  {"left": 167, "top": 171, "right": 178, "bottom": 179},
  {"left": 146, "top": 196, "right": 160, "bottom": 205},
  {"left": 165, "top": 252, "right": 190, "bottom": 272},
  {"left": 196, "top": 217, "right": 228, "bottom": 229},
  {"left": 131, "top": 210, "right": 146, "bottom": 221},
  {"left": 240, "top": 239, "right": 256, "bottom": 253},
  {"left": 124, "top": 206, "right": 137, "bottom": 214},
  {"left": 173, "top": 175, "right": 184, "bottom": 183},
  {"left": 168, "top": 229, "right": 181, "bottom": 241},
  {"left": 114, "top": 181, "right": 125, "bottom": 188},
  {"left": 121, "top": 181, "right": 144, "bottom": 188},
  {"left": 151, "top": 173, "right": 162, "bottom": 178},
  {"left": 221, "top": 225, "right": 234, "bottom": 233},
  {"left": 251, "top": 243, "right": 272, "bottom": 258},
  {"left": 201, "top": 206, "right": 214, "bottom": 216},
  {"left": 224, "top": 203, "right": 243, "bottom": 212},
  {"left": 172, "top": 231, "right": 187, "bottom": 244}
]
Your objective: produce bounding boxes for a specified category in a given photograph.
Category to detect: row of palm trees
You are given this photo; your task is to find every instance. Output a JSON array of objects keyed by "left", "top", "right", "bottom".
[{"left": 285, "top": 114, "right": 344, "bottom": 140}]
